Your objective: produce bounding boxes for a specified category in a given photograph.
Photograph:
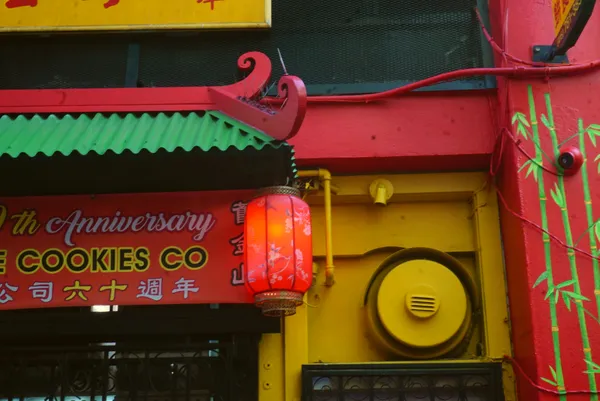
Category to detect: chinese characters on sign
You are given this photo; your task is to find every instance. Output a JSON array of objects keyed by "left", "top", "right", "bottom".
[
  {"left": 229, "top": 201, "right": 247, "bottom": 287},
  {"left": 1, "top": 0, "right": 270, "bottom": 32},
  {"left": 0, "top": 191, "right": 254, "bottom": 310}
]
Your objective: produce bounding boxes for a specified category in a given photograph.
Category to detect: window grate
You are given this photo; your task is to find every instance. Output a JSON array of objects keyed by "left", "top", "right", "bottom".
[
  {"left": 0, "top": 0, "right": 490, "bottom": 94},
  {"left": 137, "top": 0, "right": 488, "bottom": 94},
  {"left": 0, "top": 339, "right": 258, "bottom": 401},
  {"left": 302, "top": 362, "right": 505, "bottom": 401}
]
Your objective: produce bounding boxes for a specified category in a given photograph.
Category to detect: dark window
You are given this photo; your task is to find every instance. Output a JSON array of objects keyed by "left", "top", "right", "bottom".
[
  {"left": 0, "top": 0, "right": 493, "bottom": 94},
  {"left": 0, "top": 304, "right": 274, "bottom": 401},
  {"left": 0, "top": 38, "right": 129, "bottom": 89},
  {"left": 0, "top": 339, "right": 258, "bottom": 401}
]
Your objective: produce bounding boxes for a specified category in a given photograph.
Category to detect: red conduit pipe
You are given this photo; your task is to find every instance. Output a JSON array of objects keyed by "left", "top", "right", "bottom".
[{"left": 264, "top": 62, "right": 600, "bottom": 104}]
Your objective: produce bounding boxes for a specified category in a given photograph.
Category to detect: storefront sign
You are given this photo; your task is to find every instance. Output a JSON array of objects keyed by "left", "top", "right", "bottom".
[
  {"left": 551, "top": 0, "right": 596, "bottom": 55},
  {"left": 0, "top": 190, "right": 253, "bottom": 310},
  {"left": 0, "top": 0, "right": 271, "bottom": 32}
]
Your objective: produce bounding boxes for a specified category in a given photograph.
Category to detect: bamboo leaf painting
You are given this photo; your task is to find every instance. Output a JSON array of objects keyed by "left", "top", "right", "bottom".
[
  {"left": 562, "top": 291, "right": 572, "bottom": 311},
  {"left": 545, "top": 286, "right": 555, "bottom": 300},
  {"left": 584, "top": 359, "right": 600, "bottom": 374},
  {"left": 534, "top": 162, "right": 542, "bottom": 181},
  {"left": 528, "top": 162, "right": 540, "bottom": 182},
  {"left": 541, "top": 377, "right": 558, "bottom": 386},
  {"left": 541, "top": 113, "right": 552, "bottom": 129},
  {"left": 519, "top": 159, "right": 542, "bottom": 182},
  {"left": 519, "top": 159, "right": 532, "bottom": 173},
  {"left": 595, "top": 221, "right": 600, "bottom": 244},
  {"left": 556, "top": 280, "right": 576, "bottom": 289},
  {"left": 512, "top": 111, "right": 531, "bottom": 139},
  {"left": 587, "top": 125, "right": 599, "bottom": 147},
  {"left": 559, "top": 290, "right": 590, "bottom": 311},
  {"left": 541, "top": 366, "right": 559, "bottom": 387},
  {"left": 534, "top": 271, "right": 549, "bottom": 288},
  {"left": 550, "top": 366, "right": 558, "bottom": 382},
  {"left": 511, "top": 113, "right": 519, "bottom": 125},
  {"left": 550, "top": 183, "right": 565, "bottom": 209},
  {"left": 512, "top": 111, "right": 530, "bottom": 127},
  {"left": 587, "top": 124, "right": 600, "bottom": 148},
  {"left": 589, "top": 131, "right": 597, "bottom": 147},
  {"left": 562, "top": 291, "right": 590, "bottom": 302}
]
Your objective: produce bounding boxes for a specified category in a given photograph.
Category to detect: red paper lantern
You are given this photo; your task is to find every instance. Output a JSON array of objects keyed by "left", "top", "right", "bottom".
[{"left": 244, "top": 186, "right": 313, "bottom": 317}]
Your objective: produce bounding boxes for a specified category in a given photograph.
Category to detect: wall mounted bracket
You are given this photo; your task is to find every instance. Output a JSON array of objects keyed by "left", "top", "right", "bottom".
[{"left": 532, "top": 45, "right": 569, "bottom": 64}]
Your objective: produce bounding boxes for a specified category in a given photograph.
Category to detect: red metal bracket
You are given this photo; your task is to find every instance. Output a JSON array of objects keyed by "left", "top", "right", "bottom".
[{"left": 0, "top": 51, "right": 307, "bottom": 141}]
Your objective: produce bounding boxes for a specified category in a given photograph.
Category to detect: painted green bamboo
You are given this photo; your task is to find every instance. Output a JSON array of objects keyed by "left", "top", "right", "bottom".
[
  {"left": 577, "top": 118, "right": 600, "bottom": 320},
  {"left": 544, "top": 92, "right": 598, "bottom": 400},
  {"left": 522, "top": 86, "right": 567, "bottom": 399}
]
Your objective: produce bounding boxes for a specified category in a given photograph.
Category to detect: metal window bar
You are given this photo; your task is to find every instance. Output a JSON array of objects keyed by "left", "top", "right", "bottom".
[{"left": 0, "top": 341, "right": 248, "bottom": 401}]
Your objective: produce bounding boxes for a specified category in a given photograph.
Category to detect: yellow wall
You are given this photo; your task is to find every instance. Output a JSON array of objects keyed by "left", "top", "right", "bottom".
[{"left": 258, "top": 172, "right": 516, "bottom": 401}]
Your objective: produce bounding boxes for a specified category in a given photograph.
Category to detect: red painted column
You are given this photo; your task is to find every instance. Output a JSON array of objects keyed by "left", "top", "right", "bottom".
[{"left": 491, "top": 1, "right": 600, "bottom": 400}]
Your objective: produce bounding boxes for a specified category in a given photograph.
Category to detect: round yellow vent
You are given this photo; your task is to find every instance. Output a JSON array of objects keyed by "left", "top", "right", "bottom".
[
  {"left": 364, "top": 248, "right": 479, "bottom": 360},
  {"left": 377, "top": 260, "right": 467, "bottom": 349}
]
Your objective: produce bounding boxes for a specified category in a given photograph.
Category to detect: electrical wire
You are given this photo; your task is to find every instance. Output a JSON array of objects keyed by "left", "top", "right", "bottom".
[
  {"left": 491, "top": 125, "right": 600, "bottom": 262},
  {"left": 264, "top": 52, "right": 600, "bottom": 105},
  {"left": 500, "top": 127, "right": 562, "bottom": 176},
  {"left": 504, "top": 355, "right": 598, "bottom": 395},
  {"left": 264, "top": 58, "right": 600, "bottom": 104},
  {"left": 473, "top": 8, "right": 571, "bottom": 68}
]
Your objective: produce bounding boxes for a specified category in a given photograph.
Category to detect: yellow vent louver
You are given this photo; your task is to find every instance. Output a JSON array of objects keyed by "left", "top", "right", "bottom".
[{"left": 407, "top": 294, "right": 439, "bottom": 318}]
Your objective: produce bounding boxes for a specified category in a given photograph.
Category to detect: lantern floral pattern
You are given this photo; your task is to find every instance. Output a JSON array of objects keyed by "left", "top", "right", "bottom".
[{"left": 244, "top": 192, "right": 313, "bottom": 297}]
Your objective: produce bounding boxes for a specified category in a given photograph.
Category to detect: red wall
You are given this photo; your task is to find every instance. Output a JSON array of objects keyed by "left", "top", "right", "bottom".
[
  {"left": 290, "top": 92, "right": 496, "bottom": 173},
  {"left": 491, "top": 0, "right": 600, "bottom": 400}
]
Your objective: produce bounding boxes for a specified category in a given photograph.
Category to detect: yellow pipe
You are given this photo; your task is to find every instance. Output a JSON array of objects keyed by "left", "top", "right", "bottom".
[{"left": 297, "top": 169, "right": 335, "bottom": 286}]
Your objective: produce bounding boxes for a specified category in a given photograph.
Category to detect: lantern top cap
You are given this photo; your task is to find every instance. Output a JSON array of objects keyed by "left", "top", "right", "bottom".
[{"left": 255, "top": 186, "right": 301, "bottom": 198}]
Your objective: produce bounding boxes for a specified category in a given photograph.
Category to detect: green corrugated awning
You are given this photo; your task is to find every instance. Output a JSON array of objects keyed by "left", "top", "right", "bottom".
[
  {"left": 0, "top": 111, "right": 296, "bottom": 196},
  {"left": 0, "top": 111, "right": 288, "bottom": 157}
]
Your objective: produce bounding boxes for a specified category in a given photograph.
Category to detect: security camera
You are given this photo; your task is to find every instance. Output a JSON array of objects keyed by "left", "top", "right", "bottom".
[{"left": 557, "top": 146, "right": 583, "bottom": 176}]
